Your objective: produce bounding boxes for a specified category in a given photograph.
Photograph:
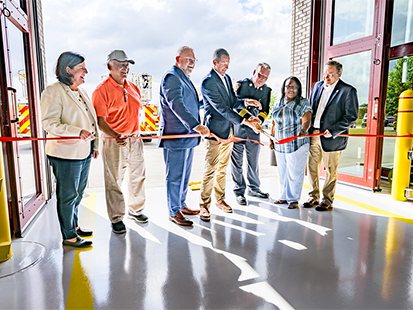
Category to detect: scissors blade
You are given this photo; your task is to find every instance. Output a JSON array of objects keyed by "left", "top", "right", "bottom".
[
  {"left": 261, "top": 130, "right": 278, "bottom": 143},
  {"left": 257, "top": 124, "right": 278, "bottom": 143}
]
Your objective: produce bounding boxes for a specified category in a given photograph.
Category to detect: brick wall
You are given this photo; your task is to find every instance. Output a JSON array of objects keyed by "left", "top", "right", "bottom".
[
  {"left": 36, "top": 0, "right": 47, "bottom": 86},
  {"left": 290, "top": 0, "right": 311, "bottom": 96}
]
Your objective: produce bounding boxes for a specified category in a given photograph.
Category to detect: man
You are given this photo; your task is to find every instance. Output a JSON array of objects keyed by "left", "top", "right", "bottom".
[
  {"left": 199, "top": 48, "right": 261, "bottom": 221},
  {"left": 92, "top": 50, "right": 148, "bottom": 234},
  {"left": 231, "top": 63, "right": 272, "bottom": 206},
  {"left": 159, "top": 46, "right": 210, "bottom": 226},
  {"left": 304, "top": 60, "right": 358, "bottom": 211}
]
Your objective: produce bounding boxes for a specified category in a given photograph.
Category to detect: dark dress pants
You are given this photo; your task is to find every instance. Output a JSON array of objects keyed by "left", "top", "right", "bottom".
[
  {"left": 48, "top": 147, "right": 92, "bottom": 240},
  {"left": 231, "top": 140, "right": 260, "bottom": 197}
]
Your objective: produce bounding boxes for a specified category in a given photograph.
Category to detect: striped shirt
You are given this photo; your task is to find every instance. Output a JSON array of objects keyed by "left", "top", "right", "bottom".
[{"left": 271, "top": 97, "right": 312, "bottom": 153}]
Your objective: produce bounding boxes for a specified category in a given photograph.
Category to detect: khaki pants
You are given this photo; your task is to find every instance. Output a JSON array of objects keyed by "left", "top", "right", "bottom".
[
  {"left": 199, "top": 138, "right": 233, "bottom": 209},
  {"left": 102, "top": 134, "right": 146, "bottom": 223},
  {"left": 307, "top": 131, "right": 342, "bottom": 206}
]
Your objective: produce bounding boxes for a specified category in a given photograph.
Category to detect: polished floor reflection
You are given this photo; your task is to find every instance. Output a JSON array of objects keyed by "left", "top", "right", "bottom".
[{"left": 1, "top": 177, "right": 413, "bottom": 309}]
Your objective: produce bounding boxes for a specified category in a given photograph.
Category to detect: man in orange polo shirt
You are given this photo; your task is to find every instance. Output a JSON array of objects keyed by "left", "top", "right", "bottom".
[{"left": 92, "top": 50, "right": 148, "bottom": 234}]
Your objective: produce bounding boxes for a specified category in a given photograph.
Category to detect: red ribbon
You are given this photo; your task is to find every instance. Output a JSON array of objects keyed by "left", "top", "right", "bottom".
[
  {"left": 3, "top": 132, "right": 413, "bottom": 146},
  {"left": 276, "top": 132, "right": 413, "bottom": 145},
  {"left": 0, "top": 133, "right": 264, "bottom": 146}
]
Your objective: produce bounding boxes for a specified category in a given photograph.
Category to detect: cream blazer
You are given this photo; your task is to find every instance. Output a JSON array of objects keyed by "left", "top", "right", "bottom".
[{"left": 41, "top": 82, "right": 99, "bottom": 160}]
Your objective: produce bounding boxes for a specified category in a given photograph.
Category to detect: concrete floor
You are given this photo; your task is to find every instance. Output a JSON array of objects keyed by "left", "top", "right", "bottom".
[{"left": 2, "top": 171, "right": 413, "bottom": 309}]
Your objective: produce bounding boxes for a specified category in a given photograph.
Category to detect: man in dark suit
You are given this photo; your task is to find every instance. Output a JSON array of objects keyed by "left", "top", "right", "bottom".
[
  {"left": 199, "top": 48, "right": 261, "bottom": 221},
  {"left": 304, "top": 60, "right": 359, "bottom": 211},
  {"left": 231, "top": 63, "right": 272, "bottom": 205},
  {"left": 159, "top": 46, "right": 210, "bottom": 226}
]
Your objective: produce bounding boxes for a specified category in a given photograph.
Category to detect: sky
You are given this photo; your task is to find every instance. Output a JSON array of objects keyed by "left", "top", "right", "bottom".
[{"left": 41, "top": 0, "right": 292, "bottom": 103}]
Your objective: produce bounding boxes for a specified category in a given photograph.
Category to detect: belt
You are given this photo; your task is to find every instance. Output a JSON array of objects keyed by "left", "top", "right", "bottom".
[{"left": 126, "top": 134, "right": 139, "bottom": 137}]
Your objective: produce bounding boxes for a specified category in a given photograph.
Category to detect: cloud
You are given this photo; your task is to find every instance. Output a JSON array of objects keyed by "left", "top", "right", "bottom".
[{"left": 42, "top": 0, "right": 291, "bottom": 100}]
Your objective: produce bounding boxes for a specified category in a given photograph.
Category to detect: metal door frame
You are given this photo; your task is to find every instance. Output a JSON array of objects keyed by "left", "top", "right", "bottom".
[
  {"left": 309, "top": 0, "right": 390, "bottom": 190},
  {"left": 0, "top": 0, "right": 45, "bottom": 235}
]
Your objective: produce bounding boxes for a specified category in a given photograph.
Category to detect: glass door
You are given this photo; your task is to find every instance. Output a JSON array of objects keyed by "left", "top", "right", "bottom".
[
  {"left": 1, "top": 0, "right": 45, "bottom": 235},
  {"left": 320, "top": 0, "right": 389, "bottom": 189},
  {"left": 382, "top": 0, "right": 413, "bottom": 183}
]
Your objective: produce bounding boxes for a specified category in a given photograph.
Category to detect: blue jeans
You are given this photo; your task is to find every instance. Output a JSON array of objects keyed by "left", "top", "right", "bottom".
[{"left": 48, "top": 147, "right": 92, "bottom": 240}]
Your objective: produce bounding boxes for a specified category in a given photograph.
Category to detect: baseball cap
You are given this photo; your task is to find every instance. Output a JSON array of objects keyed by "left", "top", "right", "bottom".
[{"left": 107, "top": 50, "right": 135, "bottom": 64}]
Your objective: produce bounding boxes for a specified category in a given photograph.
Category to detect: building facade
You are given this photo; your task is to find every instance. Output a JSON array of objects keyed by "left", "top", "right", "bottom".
[{"left": 291, "top": 0, "right": 413, "bottom": 191}]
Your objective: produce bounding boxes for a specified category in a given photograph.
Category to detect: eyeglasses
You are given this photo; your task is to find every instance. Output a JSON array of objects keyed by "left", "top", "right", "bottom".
[
  {"left": 285, "top": 85, "right": 298, "bottom": 90},
  {"left": 184, "top": 57, "right": 198, "bottom": 63},
  {"left": 323, "top": 73, "right": 335, "bottom": 78}
]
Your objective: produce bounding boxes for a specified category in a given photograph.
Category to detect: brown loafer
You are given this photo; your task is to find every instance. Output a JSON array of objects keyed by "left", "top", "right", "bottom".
[
  {"left": 181, "top": 206, "right": 200, "bottom": 215},
  {"left": 169, "top": 211, "right": 193, "bottom": 226},
  {"left": 199, "top": 208, "right": 210, "bottom": 221},
  {"left": 215, "top": 200, "right": 233, "bottom": 213},
  {"left": 303, "top": 199, "right": 319, "bottom": 208},
  {"left": 315, "top": 202, "right": 333, "bottom": 212}
]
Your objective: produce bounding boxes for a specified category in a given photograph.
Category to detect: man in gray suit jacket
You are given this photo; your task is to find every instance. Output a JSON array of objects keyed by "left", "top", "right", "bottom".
[
  {"left": 199, "top": 48, "right": 261, "bottom": 221},
  {"left": 159, "top": 46, "right": 210, "bottom": 226},
  {"left": 304, "top": 60, "right": 359, "bottom": 211}
]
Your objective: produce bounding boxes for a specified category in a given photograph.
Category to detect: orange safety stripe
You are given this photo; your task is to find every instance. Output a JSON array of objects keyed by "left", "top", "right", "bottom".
[
  {"left": 19, "top": 106, "right": 31, "bottom": 134},
  {"left": 142, "top": 106, "right": 159, "bottom": 132}
]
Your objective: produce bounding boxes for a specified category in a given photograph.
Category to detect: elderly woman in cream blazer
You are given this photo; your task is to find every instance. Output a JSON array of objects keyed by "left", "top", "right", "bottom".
[{"left": 41, "top": 52, "right": 99, "bottom": 248}]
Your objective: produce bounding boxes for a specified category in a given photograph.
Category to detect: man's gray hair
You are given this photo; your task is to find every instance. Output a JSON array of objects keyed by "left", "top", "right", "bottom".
[
  {"left": 213, "top": 48, "right": 230, "bottom": 62},
  {"left": 176, "top": 46, "right": 193, "bottom": 57},
  {"left": 325, "top": 60, "right": 343, "bottom": 74},
  {"left": 256, "top": 62, "right": 271, "bottom": 71}
]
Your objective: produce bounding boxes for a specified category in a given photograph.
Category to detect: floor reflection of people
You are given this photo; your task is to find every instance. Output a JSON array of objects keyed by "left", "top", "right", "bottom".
[
  {"left": 162, "top": 232, "right": 201, "bottom": 309},
  {"left": 198, "top": 221, "right": 250, "bottom": 309},
  {"left": 266, "top": 210, "right": 338, "bottom": 309},
  {"left": 95, "top": 233, "right": 147, "bottom": 309},
  {"left": 226, "top": 210, "right": 259, "bottom": 275}
]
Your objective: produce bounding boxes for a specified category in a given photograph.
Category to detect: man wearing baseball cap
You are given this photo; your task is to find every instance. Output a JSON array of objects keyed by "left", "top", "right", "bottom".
[{"left": 92, "top": 50, "right": 148, "bottom": 234}]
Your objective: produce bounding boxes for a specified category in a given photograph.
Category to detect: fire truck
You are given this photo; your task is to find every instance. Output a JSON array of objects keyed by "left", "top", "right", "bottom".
[
  {"left": 17, "top": 69, "right": 31, "bottom": 137},
  {"left": 131, "top": 73, "right": 159, "bottom": 142}
]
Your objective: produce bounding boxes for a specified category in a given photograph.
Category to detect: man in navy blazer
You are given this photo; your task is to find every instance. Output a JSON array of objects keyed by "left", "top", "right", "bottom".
[
  {"left": 304, "top": 60, "right": 359, "bottom": 212},
  {"left": 159, "top": 46, "right": 210, "bottom": 226},
  {"left": 199, "top": 48, "right": 261, "bottom": 221}
]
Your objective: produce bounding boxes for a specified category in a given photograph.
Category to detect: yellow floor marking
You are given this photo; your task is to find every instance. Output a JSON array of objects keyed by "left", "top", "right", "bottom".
[
  {"left": 66, "top": 193, "right": 97, "bottom": 310},
  {"left": 301, "top": 183, "right": 413, "bottom": 225},
  {"left": 334, "top": 194, "right": 413, "bottom": 225}
]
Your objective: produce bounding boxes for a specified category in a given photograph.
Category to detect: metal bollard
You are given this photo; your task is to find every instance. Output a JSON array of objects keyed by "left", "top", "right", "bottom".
[
  {"left": 0, "top": 145, "right": 12, "bottom": 262},
  {"left": 391, "top": 90, "right": 413, "bottom": 201}
]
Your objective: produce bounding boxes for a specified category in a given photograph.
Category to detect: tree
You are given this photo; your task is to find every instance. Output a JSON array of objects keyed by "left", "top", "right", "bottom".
[
  {"left": 386, "top": 56, "right": 413, "bottom": 117},
  {"left": 267, "top": 93, "right": 277, "bottom": 119}
]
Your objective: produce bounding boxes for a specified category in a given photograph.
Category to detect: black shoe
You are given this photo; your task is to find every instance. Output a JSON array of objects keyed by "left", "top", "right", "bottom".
[
  {"left": 303, "top": 199, "right": 319, "bottom": 209},
  {"left": 62, "top": 236, "right": 92, "bottom": 248},
  {"left": 315, "top": 202, "right": 333, "bottom": 212},
  {"left": 76, "top": 227, "right": 93, "bottom": 237},
  {"left": 128, "top": 212, "right": 149, "bottom": 223},
  {"left": 236, "top": 195, "right": 247, "bottom": 206},
  {"left": 112, "top": 221, "right": 126, "bottom": 234},
  {"left": 247, "top": 190, "right": 269, "bottom": 199}
]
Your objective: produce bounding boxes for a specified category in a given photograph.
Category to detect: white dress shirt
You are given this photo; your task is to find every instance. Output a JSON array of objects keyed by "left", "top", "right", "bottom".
[
  {"left": 214, "top": 69, "right": 229, "bottom": 94},
  {"left": 313, "top": 79, "right": 339, "bottom": 128}
]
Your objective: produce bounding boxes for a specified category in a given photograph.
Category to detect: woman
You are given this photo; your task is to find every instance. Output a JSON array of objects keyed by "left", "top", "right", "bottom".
[
  {"left": 41, "top": 52, "right": 99, "bottom": 247},
  {"left": 270, "top": 76, "right": 311, "bottom": 209}
]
